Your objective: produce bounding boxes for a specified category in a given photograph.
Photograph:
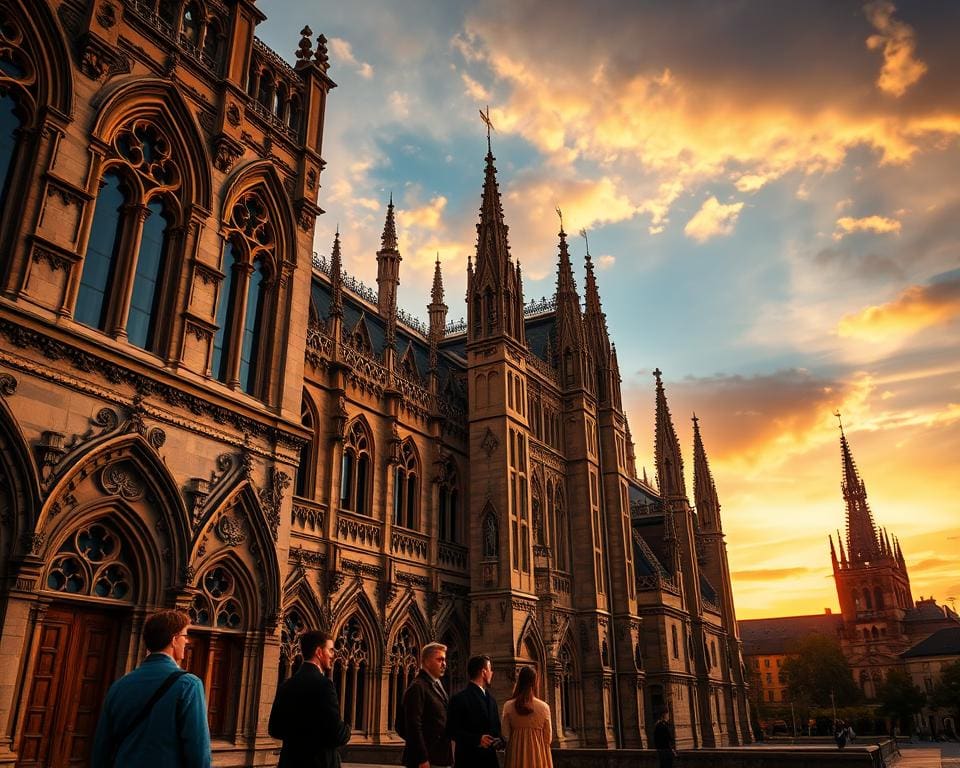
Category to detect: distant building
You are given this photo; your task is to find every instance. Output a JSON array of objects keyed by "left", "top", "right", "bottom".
[
  {"left": 739, "top": 612, "right": 842, "bottom": 703},
  {"left": 739, "top": 427, "right": 959, "bottom": 710},
  {"left": 830, "top": 426, "right": 959, "bottom": 699},
  {"left": 902, "top": 627, "right": 960, "bottom": 738}
]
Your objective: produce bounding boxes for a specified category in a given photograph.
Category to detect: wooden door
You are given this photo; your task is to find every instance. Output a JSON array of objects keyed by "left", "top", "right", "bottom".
[
  {"left": 18, "top": 604, "right": 122, "bottom": 768},
  {"left": 185, "top": 631, "right": 242, "bottom": 738}
]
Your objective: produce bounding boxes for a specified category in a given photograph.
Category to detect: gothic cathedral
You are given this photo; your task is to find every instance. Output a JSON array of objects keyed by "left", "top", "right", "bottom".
[{"left": 0, "top": 0, "right": 750, "bottom": 765}]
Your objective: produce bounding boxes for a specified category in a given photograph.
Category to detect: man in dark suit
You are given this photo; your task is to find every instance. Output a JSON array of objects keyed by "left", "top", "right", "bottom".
[
  {"left": 400, "top": 642, "right": 453, "bottom": 768},
  {"left": 447, "top": 655, "right": 501, "bottom": 768},
  {"left": 269, "top": 629, "right": 351, "bottom": 768}
]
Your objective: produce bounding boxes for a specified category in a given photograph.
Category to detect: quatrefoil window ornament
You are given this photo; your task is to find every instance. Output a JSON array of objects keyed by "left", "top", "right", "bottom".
[{"left": 113, "top": 119, "right": 182, "bottom": 191}]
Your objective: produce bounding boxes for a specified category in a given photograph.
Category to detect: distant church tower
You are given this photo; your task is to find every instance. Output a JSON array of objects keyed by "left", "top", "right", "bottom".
[{"left": 829, "top": 420, "right": 912, "bottom": 698}]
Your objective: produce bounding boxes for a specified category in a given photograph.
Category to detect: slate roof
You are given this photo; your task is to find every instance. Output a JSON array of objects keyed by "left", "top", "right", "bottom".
[
  {"left": 902, "top": 627, "right": 960, "bottom": 658},
  {"left": 738, "top": 613, "right": 844, "bottom": 656}
]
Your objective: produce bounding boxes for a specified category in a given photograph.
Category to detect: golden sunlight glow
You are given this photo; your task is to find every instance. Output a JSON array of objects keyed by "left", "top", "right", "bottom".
[{"left": 837, "top": 279, "right": 960, "bottom": 342}]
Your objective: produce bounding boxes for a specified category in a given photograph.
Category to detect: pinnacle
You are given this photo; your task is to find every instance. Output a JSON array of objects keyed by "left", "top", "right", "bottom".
[
  {"left": 692, "top": 413, "right": 721, "bottom": 530},
  {"left": 431, "top": 255, "right": 445, "bottom": 305},
  {"left": 380, "top": 196, "right": 398, "bottom": 252},
  {"left": 654, "top": 370, "right": 687, "bottom": 499}
]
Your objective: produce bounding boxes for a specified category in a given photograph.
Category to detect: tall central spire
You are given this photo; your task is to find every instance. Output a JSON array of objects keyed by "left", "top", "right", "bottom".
[
  {"left": 839, "top": 422, "right": 881, "bottom": 563},
  {"left": 467, "top": 127, "right": 524, "bottom": 345}
]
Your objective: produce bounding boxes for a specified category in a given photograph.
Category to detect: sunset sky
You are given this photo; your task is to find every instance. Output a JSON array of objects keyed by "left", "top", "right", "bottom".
[{"left": 258, "top": 1, "right": 960, "bottom": 619}]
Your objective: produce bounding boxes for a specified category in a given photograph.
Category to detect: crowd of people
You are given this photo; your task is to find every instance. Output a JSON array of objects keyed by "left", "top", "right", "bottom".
[{"left": 89, "top": 610, "right": 566, "bottom": 768}]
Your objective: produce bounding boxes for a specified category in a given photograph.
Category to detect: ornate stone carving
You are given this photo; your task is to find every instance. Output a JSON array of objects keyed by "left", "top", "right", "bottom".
[
  {"left": 481, "top": 427, "right": 498, "bottom": 457},
  {"left": 95, "top": 2, "right": 118, "bottom": 28},
  {"left": 100, "top": 464, "right": 143, "bottom": 500},
  {"left": 214, "top": 512, "right": 246, "bottom": 547},
  {"left": 258, "top": 466, "right": 289, "bottom": 542},
  {"left": 0, "top": 373, "right": 16, "bottom": 396}
]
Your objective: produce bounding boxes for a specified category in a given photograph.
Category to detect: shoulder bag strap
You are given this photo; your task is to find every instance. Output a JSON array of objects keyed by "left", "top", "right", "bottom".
[{"left": 111, "top": 669, "right": 188, "bottom": 763}]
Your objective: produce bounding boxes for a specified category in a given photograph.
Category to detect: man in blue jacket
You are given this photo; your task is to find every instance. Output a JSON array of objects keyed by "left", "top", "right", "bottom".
[{"left": 92, "top": 609, "right": 211, "bottom": 767}]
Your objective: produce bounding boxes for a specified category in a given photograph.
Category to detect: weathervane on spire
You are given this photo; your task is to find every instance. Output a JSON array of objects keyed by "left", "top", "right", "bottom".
[
  {"left": 555, "top": 206, "right": 565, "bottom": 234},
  {"left": 579, "top": 228, "right": 590, "bottom": 257},
  {"left": 479, "top": 105, "right": 494, "bottom": 151},
  {"left": 834, "top": 410, "right": 844, "bottom": 433}
]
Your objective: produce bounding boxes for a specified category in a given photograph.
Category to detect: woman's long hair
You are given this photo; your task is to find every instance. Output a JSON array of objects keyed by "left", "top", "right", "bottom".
[{"left": 510, "top": 666, "right": 538, "bottom": 715}]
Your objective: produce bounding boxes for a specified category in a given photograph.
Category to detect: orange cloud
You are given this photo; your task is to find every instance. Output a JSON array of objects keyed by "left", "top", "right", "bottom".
[
  {"left": 837, "top": 277, "right": 960, "bottom": 342},
  {"left": 864, "top": 1, "right": 927, "bottom": 97},
  {"left": 833, "top": 214, "right": 902, "bottom": 239},
  {"left": 684, "top": 196, "right": 744, "bottom": 243}
]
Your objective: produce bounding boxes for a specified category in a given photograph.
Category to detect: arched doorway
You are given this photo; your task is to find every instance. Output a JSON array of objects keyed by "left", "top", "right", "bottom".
[{"left": 18, "top": 520, "right": 135, "bottom": 767}]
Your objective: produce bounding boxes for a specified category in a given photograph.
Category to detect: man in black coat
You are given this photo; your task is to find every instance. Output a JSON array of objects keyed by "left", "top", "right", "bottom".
[
  {"left": 400, "top": 642, "right": 453, "bottom": 768},
  {"left": 447, "top": 655, "right": 501, "bottom": 768},
  {"left": 269, "top": 630, "right": 351, "bottom": 768},
  {"left": 653, "top": 709, "right": 676, "bottom": 768}
]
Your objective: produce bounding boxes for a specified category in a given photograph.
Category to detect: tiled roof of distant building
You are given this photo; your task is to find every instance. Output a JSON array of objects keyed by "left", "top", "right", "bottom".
[
  {"left": 902, "top": 626, "right": 960, "bottom": 658},
  {"left": 739, "top": 613, "right": 844, "bottom": 656}
]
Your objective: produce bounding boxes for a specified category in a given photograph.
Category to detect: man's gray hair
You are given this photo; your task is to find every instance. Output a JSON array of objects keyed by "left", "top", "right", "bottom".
[{"left": 420, "top": 641, "right": 447, "bottom": 664}]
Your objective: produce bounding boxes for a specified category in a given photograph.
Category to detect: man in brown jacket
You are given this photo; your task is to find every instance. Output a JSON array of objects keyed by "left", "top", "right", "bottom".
[{"left": 399, "top": 642, "right": 453, "bottom": 768}]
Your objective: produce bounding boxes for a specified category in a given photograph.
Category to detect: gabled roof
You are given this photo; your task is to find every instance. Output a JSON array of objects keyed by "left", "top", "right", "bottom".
[
  {"left": 902, "top": 627, "right": 960, "bottom": 659},
  {"left": 738, "top": 613, "right": 844, "bottom": 656}
]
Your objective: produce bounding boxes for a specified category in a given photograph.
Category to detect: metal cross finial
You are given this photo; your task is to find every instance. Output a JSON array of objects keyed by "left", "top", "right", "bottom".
[
  {"left": 653, "top": 367, "right": 662, "bottom": 381},
  {"left": 834, "top": 410, "right": 843, "bottom": 433},
  {"left": 692, "top": 412, "right": 699, "bottom": 427},
  {"left": 555, "top": 206, "right": 564, "bottom": 234},
  {"left": 479, "top": 105, "right": 494, "bottom": 151}
]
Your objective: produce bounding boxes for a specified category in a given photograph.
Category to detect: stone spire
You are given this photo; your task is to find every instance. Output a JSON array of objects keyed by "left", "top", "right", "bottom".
[
  {"left": 582, "top": 230, "right": 611, "bottom": 356},
  {"left": 654, "top": 369, "right": 687, "bottom": 500},
  {"left": 376, "top": 194, "right": 401, "bottom": 318},
  {"left": 427, "top": 254, "right": 448, "bottom": 340},
  {"left": 467, "top": 132, "right": 524, "bottom": 344},
  {"left": 838, "top": 421, "right": 881, "bottom": 564},
  {"left": 830, "top": 533, "right": 839, "bottom": 569},
  {"left": 625, "top": 415, "right": 638, "bottom": 479},
  {"left": 329, "top": 227, "right": 343, "bottom": 319},
  {"left": 692, "top": 414, "right": 722, "bottom": 532},
  {"left": 553, "top": 215, "right": 586, "bottom": 387}
]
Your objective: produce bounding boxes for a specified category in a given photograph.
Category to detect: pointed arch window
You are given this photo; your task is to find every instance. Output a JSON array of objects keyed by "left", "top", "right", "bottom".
[
  {"left": 341, "top": 421, "right": 372, "bottom": 515},
  {"left": 76, "top": 172, "right": 128, "bottom": 331},
  {"left": 212, "top": 190, "right": 278, "bottom": 399},
  {"left": 202, "top": 19, "right": 225, "bottom": 72},
  {"left": 0, "top": 8, "right": 44, "bottom": 231},
  {"left": 0, "top": 90, "right": 24, "bottom": 214},
  {"left": 181, "top": 2, "right": 201, "bottom": 47},
  {"left": 387, "top": 626, "right": 419, "bottom": 733},
  {"left": 438, "top": 460, "right": 460, "bottom": 543},
  {"left": 393, "top": 441, "right": 419, "bottom": 529},
  {"left": 333, "top": 616, "right": 369, "bottom": 731},
  {"left": 559, "top": 643, "right": 580, "bottom": 733},
  {"left": 127, "top": 197, "right": 174, "bottom": 350},
  {"left": 238, "top": 256, "right": 267, "bottom": 393},
  {"left": 185, "top": 563, "right": 245, "bottom": 738},
  {"left": 554, "top": 486, "right": 569, "bottom": 571},
  {"left": 295, "top": 395, "right": 316, "bottom": 498},
  {"left": 76, "top": 120, "right": 183, "bottom": 353}
]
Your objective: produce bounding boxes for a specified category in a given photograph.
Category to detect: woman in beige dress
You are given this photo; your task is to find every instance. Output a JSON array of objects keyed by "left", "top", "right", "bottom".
[{"left": 501, "top": 666, "right": 553, "bottom": 768}]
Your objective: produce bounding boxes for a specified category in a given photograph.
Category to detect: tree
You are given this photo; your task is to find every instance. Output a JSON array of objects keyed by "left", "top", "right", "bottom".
[
  {"left": 932, "top": 660, "right": 960, "bottom": 717},
  {"left": 876, "top": 669, "right": 925, "bottom": 735},
  {"left": 782, "top": 634, "right": 860, "bottom": 708}
]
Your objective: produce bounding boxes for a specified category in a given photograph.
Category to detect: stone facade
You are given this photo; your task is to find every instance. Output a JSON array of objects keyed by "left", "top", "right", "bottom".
[{"left": 0, "top": 1, "right": 750, "bottom": 765}]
